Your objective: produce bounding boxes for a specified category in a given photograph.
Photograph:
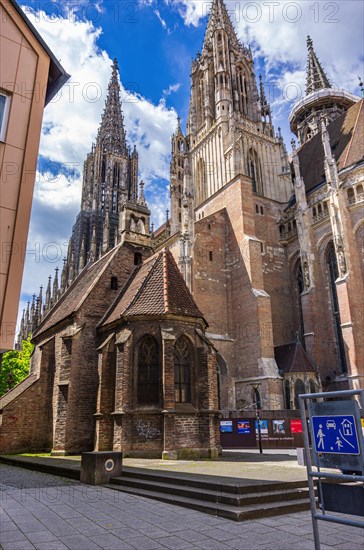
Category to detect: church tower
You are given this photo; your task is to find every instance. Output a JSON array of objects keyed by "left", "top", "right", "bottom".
[
  {"left": 66, "top": 59, "right": 143, "bottom": 277},
  {"left": 290, "top": 36, "right": 360, "bottom": 144},
  {"left": 185, "top": 0, "right": 291, "bottom": 207}
]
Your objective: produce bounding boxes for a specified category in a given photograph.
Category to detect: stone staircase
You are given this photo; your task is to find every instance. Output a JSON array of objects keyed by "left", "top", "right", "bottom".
[{"left": 106, "top": 467, "right": 311, "bottom": 521}]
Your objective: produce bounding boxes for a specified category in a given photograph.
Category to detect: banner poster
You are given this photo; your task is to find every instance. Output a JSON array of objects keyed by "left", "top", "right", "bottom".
[
  {"left": 290, "top": 419, "right": 303, "bottom": 433},
  {"left": 237, "top": 420, "right": 250, "bottom": 434},
  {"left": 273, "top": 420, "right": 286, "bottom": 435},
  {"left": 255, "top": 419, "right": 268, "bottom": 434},
  {"left": 220, "top": 420, "right": 233, "bottom": 433}
]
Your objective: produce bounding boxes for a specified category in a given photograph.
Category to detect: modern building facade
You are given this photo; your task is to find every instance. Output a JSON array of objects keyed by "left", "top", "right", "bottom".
[{"left": 0, "top": 0, "right": 69, "bottom": 352}]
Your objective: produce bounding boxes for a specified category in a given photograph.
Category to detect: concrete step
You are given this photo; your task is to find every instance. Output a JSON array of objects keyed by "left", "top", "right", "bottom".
[
  {"left": 121, "top": 466, "right": 308, "bottom": 494},
  {"left": 110, "top": 475, "right": 310, "bottom": 507},
  {"left": 105, "top": 482, "right": 311, "bottom": 521}
]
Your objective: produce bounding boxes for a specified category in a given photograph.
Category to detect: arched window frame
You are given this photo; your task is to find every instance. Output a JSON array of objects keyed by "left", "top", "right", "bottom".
[
  {"left": 174, "top": 336, "right": 193, "bottom": 404},
  {"left": 294, "top": 379, "right": 305, "bottom": 409},
  {"left": 326, "top": 242, "right": 347, "bottom": 373},
  {"left": 284, "top": 380, "right": 291, "bottom": 410},
  {"left": 295, "top": 261, "right": 305, "bottom": 347},
  {"left": 136, "top": 335, "right": 160, "bottom": 405},
  {"left": 247, "top": 148, "right": 262, "bottom": 195}
]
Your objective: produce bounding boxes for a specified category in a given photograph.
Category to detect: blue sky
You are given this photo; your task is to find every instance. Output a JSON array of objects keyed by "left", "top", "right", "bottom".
[{"left": 17, "top": 0, "right": 363, "bottom": 329}]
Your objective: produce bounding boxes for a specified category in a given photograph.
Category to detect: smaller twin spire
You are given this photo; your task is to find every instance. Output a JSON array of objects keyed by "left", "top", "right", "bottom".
[
  {"left": 306, "top": 36, "right": 331, "bottom": 94},
  {"left": 97, "top": 58, "right": 127, "bottom": 155}
]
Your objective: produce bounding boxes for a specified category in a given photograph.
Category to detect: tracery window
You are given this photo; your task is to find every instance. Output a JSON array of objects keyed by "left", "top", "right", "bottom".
[
  {"left": 137, "top": 336, "right": 160, "bottom": 404},
  {"left": 284, "top": 380, "right": 291, "bottom": 410},
  {"left": 296, "top": 262, "right": 305, "bottom": 347},
  {"left": 174, "top": 337, "right": 192, "bottom": 403},
  {"left": 196, "top": 158, "right": 207, "bottom": 205},
  {"left": 294, "top": 379, "right": 305, "bottom": 409},
  {"left": 247, "top": 148, "right": 262, "bottom": 194},
  {"left": 327, "top": 242, "right": 347, "bottom": 373}
]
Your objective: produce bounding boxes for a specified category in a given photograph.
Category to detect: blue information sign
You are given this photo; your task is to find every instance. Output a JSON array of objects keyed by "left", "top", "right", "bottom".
[{"left": 311, "top": 415, "right": 360, "bottom": 455}]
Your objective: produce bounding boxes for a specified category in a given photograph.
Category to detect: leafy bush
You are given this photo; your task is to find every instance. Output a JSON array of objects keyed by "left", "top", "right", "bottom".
[{"left": 0, "top": 335, "right": 34, "bottom": 397}]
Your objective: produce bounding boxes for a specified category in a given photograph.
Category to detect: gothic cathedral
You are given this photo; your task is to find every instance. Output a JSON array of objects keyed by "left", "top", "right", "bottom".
[{"left": 5, "top": 0, "right": 363, "bottom": 456}]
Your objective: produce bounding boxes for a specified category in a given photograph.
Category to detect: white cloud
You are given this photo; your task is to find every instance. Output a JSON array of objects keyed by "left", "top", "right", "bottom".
[
  {"left": 154, "top": 8, "right": 168, "bottom": 30},
  {"left": 22, "top": 7, "right": 178, "bottom": 203},
  {"left": 163, "top": 82, "right": 182, "bottom": 96},
  {"left": 17, "top": 6, "right": 179, "bottom": 328}
]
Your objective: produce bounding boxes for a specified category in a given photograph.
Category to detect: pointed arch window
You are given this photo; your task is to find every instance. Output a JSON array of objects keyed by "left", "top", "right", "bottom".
[
  {"left": 196, "top": 158, "right": 207, "bottom": 205},
  {"left": 174, "top": 337, "right": 192, "bottom": 403},
  {"left": 137, "top": 336, "right": 160, "bottom": 404},
  {"left": 236, "top": 67, "right": 248, "bottom": 115},
  {"left": 284, "top": 380, "right": 291, "bottom": 410},
  {"left": 327, "top": 242, "right": 347, "bottom": 373},
  {"left": 247, "top": 148, "right": 262, "bottom": 194},
  {"left": 294, "top": 379, "right": 305, "bottom": 409},
  {"left": 296, "top": 262, "right": 305, "bottom": 347}
]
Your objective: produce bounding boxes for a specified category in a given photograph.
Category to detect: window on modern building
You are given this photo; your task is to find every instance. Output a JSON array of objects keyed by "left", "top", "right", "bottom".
[
  {"left": 294, "top": 379, "right": 305, "bottom": 409},
  {"left": 137, "top": 335, "right": 160, "bottom": 404},
  {"left": 0, "top": 92, "right": 11, "bottom": 142},
  {"left": 284, "top": 380, "right": 291, "bottom": 409},
  {"left": 174, "top": 336, "right": 192, "bottom": 403},
  {"left": 110, "top": 276, "right": 118, "bottom": 290},
  {"left": 134, "top": 252, "right": 143, "bottom": 266}
]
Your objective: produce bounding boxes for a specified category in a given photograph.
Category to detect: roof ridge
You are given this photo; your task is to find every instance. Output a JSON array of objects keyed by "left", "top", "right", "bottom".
[
  {"left": 163, "top": 249, "right": 169, "bottom": 314},
  {"left": 34, "top": 246, "right": 119, "bottom": 337},
  {"left": 123, "top": 252, "right": 162, "bottom": 316},
  {"left": 343, "top": 99, "right": 363, "bottom": 167},
  {"left": 97, "top": 264, "right": 141, "bottom": 328}
]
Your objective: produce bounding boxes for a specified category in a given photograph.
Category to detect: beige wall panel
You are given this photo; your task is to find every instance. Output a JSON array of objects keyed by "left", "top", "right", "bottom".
[
  {"left": 0, "top": 5, "right": 22, "bottom": 43},
  {"left": 16, "top": 43, "right": 38, "bottom": 97},
  {"left": 5, "top": 93, "right": 31, "bottom": 149},
  {"left": 0, "top": 36, "right": 21, "bottom": 92},
  {"left": 0, "top": 206, "right": 16, "bottom": 275},
  {"left": 0, "top": 144, "right": 24, "bottom": 210}
]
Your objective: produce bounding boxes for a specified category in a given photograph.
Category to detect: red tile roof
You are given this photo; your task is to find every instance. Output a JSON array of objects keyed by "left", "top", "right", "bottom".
[
  {"left": 298, "top": 99, "right": 364, "bottom": 193},
  {"left": 100, "top": 249, "right": 204, "bottom": 326},
  {"left": 275, "top": 340, "right": 317, "bottom": 374},
  {"left": 33, "top": 247, "right": 119, "bottom": 337}
]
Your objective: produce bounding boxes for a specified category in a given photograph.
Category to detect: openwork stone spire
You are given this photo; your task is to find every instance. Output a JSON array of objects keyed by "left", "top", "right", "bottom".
[
  {"left": 203, "top": 0, "right": 240, "bottom": 50},
  {"left": 97, "top": 58, "right": 127, "bottom": 155},
  {"left": 306, "top": 36, "right": 331, "bottom": 94}
]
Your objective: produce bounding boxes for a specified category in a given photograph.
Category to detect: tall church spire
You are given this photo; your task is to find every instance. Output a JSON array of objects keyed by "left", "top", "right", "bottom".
[
  {"left": 203, "top": 0, "right": 240, "bottom": 50},
  {"left": 97, "top": 58, "right": 127, "bottom": 155},
  {"left": 290, "top": 36, "right": 359, "bottom": 144},
  {"left": 306, "top": 36, "right": 331, "bottom": 94}
]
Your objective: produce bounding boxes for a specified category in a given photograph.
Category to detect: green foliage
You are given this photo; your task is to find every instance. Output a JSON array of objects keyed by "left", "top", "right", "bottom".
[{"left": 0, "top": 335, "right": 34, "bottom": 397}]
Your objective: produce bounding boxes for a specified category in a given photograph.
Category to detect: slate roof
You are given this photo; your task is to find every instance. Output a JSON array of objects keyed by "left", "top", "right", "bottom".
[
  {"left": 275, "top": 340, "right": 317, "bottom": 374},
  {"left": 100, "top": 249, "right": 204, "bottom": 327},
  {"left": 298, "top": 99, "right": 364, "bottom": 193},
  {"left": 33, "top": 247, "right": 119, "bottom": 338}
]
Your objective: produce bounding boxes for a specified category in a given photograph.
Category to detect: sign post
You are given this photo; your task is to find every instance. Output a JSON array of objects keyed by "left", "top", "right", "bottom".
[{"left": 299, "top": 389, "right": 364, "bottom": 550}]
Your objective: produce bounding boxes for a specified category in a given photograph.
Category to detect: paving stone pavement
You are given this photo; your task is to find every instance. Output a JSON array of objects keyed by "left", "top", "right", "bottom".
[{"left": 0, "top": 465, "right": 363, "bottom": 550}]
